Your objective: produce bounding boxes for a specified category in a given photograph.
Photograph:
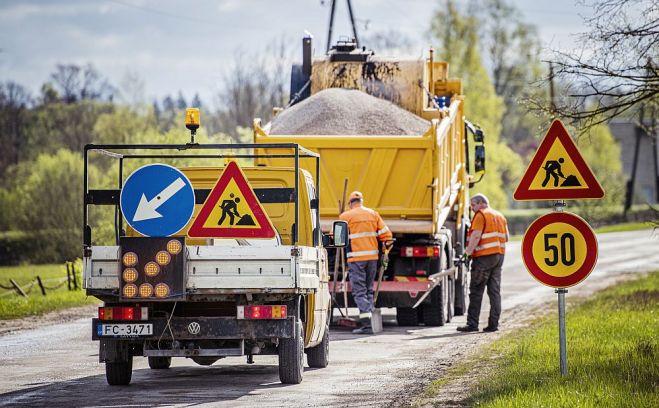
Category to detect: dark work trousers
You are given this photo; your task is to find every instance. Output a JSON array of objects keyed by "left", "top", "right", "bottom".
[
  {"left": 466, "top": 253, "right": 504, "bottom": 329},
  {"left": 348, "top": 260, "right": 378, "bottom": 313}
]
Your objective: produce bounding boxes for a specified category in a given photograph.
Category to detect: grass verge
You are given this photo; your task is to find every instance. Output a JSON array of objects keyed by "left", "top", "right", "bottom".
[
  {"left": 425, "top": 272, "right": 659, "bottom": 407},
  {"left": 0, "top": 262, "right": 99, "bottom": 320}
]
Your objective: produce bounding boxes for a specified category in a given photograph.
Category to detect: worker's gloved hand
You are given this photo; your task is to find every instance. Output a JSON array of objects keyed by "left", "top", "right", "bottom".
[{"left": 454, "top": 254, "right": 468, "bottom": 266}]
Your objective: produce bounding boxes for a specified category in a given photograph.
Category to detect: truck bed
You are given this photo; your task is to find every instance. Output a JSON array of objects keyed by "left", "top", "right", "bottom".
[{"left": 84, "top": 245, "right": 321, "bottom": 293}]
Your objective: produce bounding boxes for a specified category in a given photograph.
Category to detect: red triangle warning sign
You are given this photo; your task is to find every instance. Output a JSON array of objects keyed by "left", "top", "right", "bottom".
[
  {"left": 188, "top": 161, "right": 276, "bottom": 238},
  {"left": 514, "top": 119, "right": 605, "bottom": 200}
]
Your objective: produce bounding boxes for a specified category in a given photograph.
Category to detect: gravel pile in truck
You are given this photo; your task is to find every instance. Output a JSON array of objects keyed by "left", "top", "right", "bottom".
[{"left": 270, "top": 88, "right": 430, "bottom": 135}]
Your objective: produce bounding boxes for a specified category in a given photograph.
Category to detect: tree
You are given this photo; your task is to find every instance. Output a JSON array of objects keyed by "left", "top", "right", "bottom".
[
  {"left": 531, "top": 0, "right": 658, "bottom": 132},
  {"left": 570, "top": 123, "right": 626, "bottom": 220},
  {"left": 430, "top": 0, "right": 524, "bottom": 208},
  {"left": 9, "top": 149, "right": 111, "bottom": 261},
  {"left": 361, "top": 29, "right": 414, "bottom": 55},
  {"left": 49, "top": 63, "right": 115, "bottom": 104},
  {"left": 470, "top": 0, "right": 547, "bottom": 154},
  {"left": 0, "top": 81, "right": 32, "bottom": 175},
  {"left": 212, "top": 38, "right": 291, "bottom": 138}
]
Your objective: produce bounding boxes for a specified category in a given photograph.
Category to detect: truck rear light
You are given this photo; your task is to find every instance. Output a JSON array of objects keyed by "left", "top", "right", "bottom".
[
  {"left": 98, "top": 306, "right": 148, "bottom": 321},
  {"left": 237, "top": 305, "right": 287, "bottom": 320},
  {"left": 400, "top": 246, "right": 440, "bottom": 258}
]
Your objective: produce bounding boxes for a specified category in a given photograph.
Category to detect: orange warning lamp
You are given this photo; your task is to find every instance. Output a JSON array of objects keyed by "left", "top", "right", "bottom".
[{"left": 185, "top": 108, "right": 200, "bottom": 143}]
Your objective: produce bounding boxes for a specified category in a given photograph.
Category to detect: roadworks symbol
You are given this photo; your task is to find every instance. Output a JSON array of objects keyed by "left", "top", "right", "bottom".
[
  {"left": 187, "top": 161, "right": 276, "bottom": 239},
  {"left": 514, "top": 119, "right": 604, "bottom": 200}
]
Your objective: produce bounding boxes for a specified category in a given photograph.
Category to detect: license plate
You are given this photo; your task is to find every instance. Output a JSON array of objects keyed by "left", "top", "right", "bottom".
[{"left": 97, "top": 323, "right": 153, "bottom": 337}]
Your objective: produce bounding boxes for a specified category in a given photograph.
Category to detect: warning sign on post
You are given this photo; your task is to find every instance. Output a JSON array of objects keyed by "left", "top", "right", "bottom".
[
  {"left": 522, "top": 212, "right": 598, "bottom": 288},
  {"left": 187, "top": 161, "right": 276, "bottom": 239},
  {"left": 514, "top": 120, "right": 604, "bottom": 200}
]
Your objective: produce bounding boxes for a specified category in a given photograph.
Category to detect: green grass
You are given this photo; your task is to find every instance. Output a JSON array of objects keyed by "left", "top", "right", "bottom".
[
  {"left": 448, "top": 272, "right": 659, "bottom": 407},
  {"left": 0, "top": 262, "right": 99, "bottom": 320}
]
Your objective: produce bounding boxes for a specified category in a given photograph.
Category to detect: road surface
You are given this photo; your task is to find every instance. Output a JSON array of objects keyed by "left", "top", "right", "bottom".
[{"left": 0, "top": 229, "right": 657, "bottom": 407}]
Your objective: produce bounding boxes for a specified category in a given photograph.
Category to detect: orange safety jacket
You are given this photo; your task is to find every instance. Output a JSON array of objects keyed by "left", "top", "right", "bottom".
[
  {"left": 468, "top": 207, "right": 508, "bottom": 257},
  {"left": 339, "top": 205, "right": 392, "bottom": 262}
]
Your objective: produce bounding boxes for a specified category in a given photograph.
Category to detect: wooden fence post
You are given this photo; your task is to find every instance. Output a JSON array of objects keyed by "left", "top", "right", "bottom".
[
  {"left": 36, "top": 276, "right": 47, "bottom": 296},
  {"left": 10, "top": 279, "right": 27, "bottom": 297},
  {"left": 66, "top": 262, "right": 72, "bottom": 291}
]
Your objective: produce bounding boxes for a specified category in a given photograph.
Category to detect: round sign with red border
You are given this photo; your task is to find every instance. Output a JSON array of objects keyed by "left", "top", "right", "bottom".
[{"left": 522, "top": 211, "right": 597, "bottom": 288}]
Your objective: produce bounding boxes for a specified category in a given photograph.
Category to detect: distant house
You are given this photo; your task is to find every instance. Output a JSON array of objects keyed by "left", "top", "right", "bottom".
[{"left": 609, "top": 119, "right": 658, "bottom": 204}]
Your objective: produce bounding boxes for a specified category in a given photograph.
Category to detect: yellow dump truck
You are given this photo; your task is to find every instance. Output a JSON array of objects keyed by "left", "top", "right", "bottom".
[
  {"left": 254, "top": 38, "right": 486, "bottom": 326},
  {"left": 83, "top": 118, "right": 347, "bottom": 385}
]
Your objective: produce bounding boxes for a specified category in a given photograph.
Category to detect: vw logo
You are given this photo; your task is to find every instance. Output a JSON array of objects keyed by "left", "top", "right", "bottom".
[{"left": 187, "top": 322, "right": 201, "bottom": 335}]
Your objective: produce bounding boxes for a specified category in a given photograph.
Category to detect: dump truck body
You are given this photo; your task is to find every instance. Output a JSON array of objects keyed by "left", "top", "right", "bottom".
[{"left": 255, "top": 41, "right": 485, "bottom": 326}]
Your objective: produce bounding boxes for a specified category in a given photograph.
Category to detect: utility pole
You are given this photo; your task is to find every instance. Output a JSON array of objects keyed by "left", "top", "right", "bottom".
[
  {"left": 548, "top": 62, "right": 556, "bottom": 115},
  {"left": 652, "top": 105, "right": 658, "bottom": 203},
  {"left": 625, "top": 106, "right": 645, "bottom": 217}
]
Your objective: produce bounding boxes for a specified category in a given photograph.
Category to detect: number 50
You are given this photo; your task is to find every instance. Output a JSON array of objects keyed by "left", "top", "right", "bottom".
[{"left": 543, "top": 233, "right": 575, "bottom": 266}]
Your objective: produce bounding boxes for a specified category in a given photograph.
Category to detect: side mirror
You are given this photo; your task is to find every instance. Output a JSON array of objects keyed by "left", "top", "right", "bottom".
[
  {"left": 474, "top": 145, "right": 486, "bottom": 173},
  {"left": 324, "top": 220, "right": 349, "bottom": 248},
  {"left": 473, "top": 128, "right": 484, "bottom": 143}
]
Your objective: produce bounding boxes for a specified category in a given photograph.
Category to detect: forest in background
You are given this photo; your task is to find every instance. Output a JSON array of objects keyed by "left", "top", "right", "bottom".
[{"left": 1, "top": 0, "right": 652, "bottom": 264}]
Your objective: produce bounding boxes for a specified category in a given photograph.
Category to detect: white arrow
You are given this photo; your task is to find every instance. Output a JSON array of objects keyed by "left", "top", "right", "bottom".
[{"left": 133, "top": 177, "right": 186, "bottom": 222}]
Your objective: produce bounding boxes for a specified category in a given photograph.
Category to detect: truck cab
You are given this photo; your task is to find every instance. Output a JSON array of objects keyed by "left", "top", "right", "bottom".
[{"left": 83, "top": 123, "right": 346, "bottom": 385}]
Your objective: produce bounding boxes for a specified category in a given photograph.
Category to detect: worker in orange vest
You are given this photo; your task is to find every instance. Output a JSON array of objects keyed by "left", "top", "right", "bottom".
[
  {"left": 340, "top": 191, "right": 393, "bottom": 334},
  {"left": 457, "top": 193, "right": 509, "bottom": 333}
]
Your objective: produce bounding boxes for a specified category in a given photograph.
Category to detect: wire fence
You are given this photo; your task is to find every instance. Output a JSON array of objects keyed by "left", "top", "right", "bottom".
[{"left": 0, "top": 261, "right": 82, "bottom": 298}]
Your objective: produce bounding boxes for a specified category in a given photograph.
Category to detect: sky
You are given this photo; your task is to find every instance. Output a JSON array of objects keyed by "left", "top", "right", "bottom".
[{"left": 0, "top": 0, "right": 595, "bottom": 108}]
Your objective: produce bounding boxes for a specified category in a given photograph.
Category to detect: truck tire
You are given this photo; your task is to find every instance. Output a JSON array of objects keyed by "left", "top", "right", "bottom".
[
  {"left": 396, "top": 307, "right": 420, "bottom": 326},
  {"left": 423, "top": 249, "right": 451, "bottom": 326},
  {"left": 106, "top": 355, "right": 133, "bottom": 386},
  {"left": 148, "top": 356, "right": 171, "bottom": 369},
  {"left": 454, "top": 263, "right": 469, "bottom": 316},
  {"left": 306, "top": 317, "right": 330, "bottom": 368},
  {"left": 279, "top": 319, "right": 304, "bottom": 384},
  {"left": 422, "top": 277, "right": 448, "bottom": 326}
]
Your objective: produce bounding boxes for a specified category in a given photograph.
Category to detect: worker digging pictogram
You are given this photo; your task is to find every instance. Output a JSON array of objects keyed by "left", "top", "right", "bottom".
[
  {"left": 542, "top": 158, "right": 581, "bottom": 188},
  {"left": 514, "top": 119, "right": 604, "bottom": 200},
  {"left": 218, "top": 193, "right": 256, "bottom": 226},
  {"left": 188, "top": 161, "right": 276, "bottom": 238}
]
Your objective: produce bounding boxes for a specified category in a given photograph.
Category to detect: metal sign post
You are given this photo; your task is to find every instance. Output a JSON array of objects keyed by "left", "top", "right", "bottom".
[
  {"left": 554, "top": 200, "right": 568, "bottom": 377},
  {"left": 556, "top": 287, "right": 568, "bottom": 376}
]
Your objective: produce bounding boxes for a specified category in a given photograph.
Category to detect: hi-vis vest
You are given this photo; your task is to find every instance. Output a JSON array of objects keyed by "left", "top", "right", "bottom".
[
  {"left": 340, "top": 205, "right": 392, "bottom": 262},
  {"left": 468, "top": 207, "right": 508, "bottom": 257}
]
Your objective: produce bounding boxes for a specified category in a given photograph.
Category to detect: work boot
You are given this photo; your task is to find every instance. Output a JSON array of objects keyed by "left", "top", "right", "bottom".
[
  {"left": 352, "top": 317, "right": 373, "bottom": 334},
  {"left": 456, "top": 325, "right": 478, "bottom": 332}
]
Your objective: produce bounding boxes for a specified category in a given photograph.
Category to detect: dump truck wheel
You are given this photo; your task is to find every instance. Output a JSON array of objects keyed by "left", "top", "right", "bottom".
[
  {"left": 306, "top": 317, "right": 330, "bottom": 368},
  {"left": 148, "top": 356, "right": 171, "bottom": 369},
  {"left": 106, "top": 356, "right": 133, "bottom": 386},
  {"left": 447, "top": 275, "right": 454, "bottom": 323},
  {"left": 422, "top": 278, "right": 448, "bottom": 326},
  {"left": 454, "top": 263, "right": 469, "bottom": 316},
  {"left": 279, "top": 319, "right": 304, "bottom": 384},
  {"left": 396, "top": 307, "right": 420, "bottom": 326}
]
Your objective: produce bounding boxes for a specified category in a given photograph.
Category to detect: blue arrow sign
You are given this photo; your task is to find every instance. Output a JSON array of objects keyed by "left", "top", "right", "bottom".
[{"left": 120, "top": 164, "right": 195, "bottom": 237}]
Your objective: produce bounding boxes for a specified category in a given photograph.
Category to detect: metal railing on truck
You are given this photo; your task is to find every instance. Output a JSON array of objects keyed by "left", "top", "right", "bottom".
[{"left": 82, "top": 143, "right": 320, "bottom": 251}]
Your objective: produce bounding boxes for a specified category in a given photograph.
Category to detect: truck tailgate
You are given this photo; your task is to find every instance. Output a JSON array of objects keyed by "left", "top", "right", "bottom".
[{"left": 84, "top": 245, "right": 320, "bottom": 292}]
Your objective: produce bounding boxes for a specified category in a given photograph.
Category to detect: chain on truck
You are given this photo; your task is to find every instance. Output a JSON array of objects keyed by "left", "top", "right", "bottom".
[
  {"left": 255, "top": 37, "right": 486, "bottom": 328},
  {"left": 83, "top": 111, "right": 347, "bottom": 385}
]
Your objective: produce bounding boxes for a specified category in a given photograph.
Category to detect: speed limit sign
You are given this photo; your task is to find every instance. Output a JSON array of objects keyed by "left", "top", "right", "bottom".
[{"left": 522, "top": 212, "right": 598, "bottom": 288}]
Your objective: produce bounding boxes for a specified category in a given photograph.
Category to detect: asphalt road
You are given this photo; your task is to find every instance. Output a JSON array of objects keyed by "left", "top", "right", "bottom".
[{"left": 1, "top": 229, "right": 657, "bottom": 407}]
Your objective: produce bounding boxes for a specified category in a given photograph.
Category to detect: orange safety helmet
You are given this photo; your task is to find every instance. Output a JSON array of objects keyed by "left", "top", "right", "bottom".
[{"left": 348, "top": 191, "right": 363, "bottom": 203}]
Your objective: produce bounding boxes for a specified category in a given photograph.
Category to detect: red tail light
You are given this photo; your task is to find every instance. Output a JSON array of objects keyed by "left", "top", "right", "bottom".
[
  {"left": 98, "top": 306, "right": 149, "bottom": 321},
  {"left": 400, "top": 246, "right": 440, "bottom": 258},
  {"left": 237, "top": 305, "right": 287, "bottom": 320}
]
